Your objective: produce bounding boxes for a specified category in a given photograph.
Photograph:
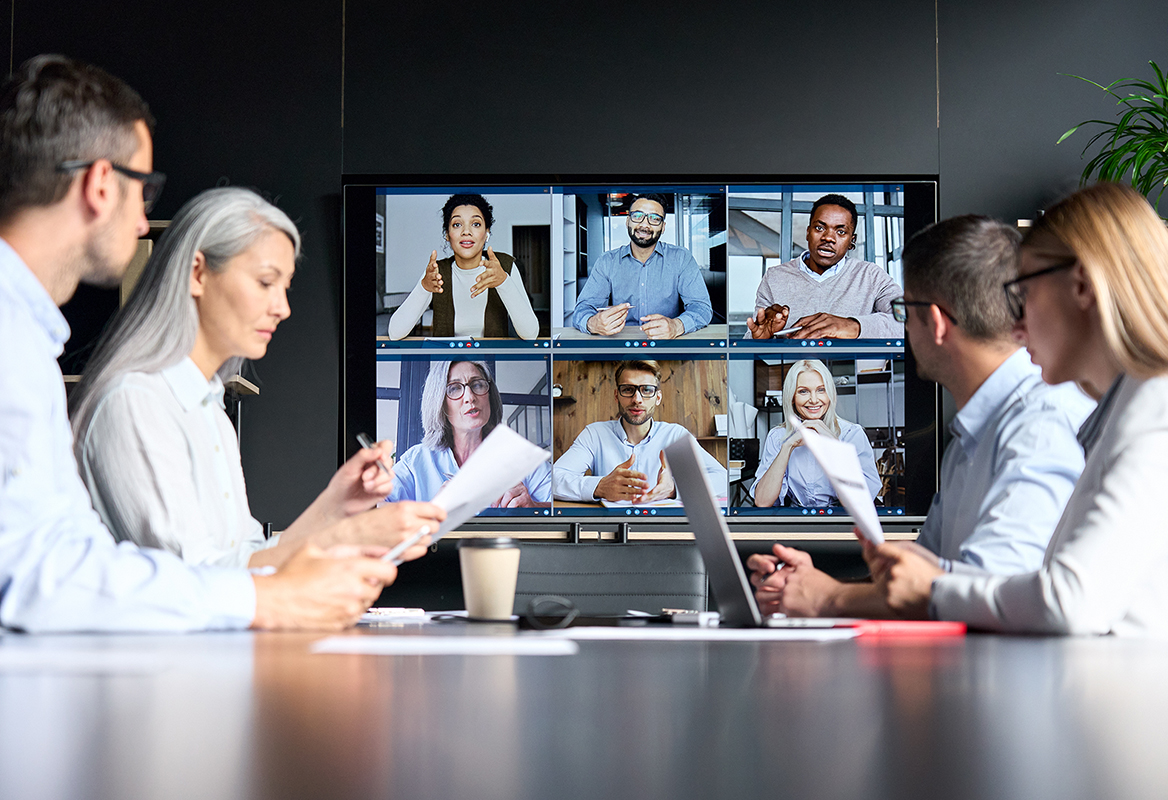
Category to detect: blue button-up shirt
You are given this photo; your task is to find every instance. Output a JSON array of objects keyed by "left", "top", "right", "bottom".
[
  {"left": 571, "top": 242, "right": 713, "bottom": 334},
  {"left": 388, "top": 442, "right": 552, "bottom": 505},
  {"left": 917, "top": 349, "right": 1095, "bottom": 575},
  {"left": 0, "top": 237, "right": 255, "bottom": 632},
  {"left": 553, "top": 420, "right": 727, "bottom": 501}
]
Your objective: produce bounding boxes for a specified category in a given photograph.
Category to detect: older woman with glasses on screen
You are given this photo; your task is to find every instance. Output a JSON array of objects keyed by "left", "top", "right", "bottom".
[
  {"left": 866, "top": 183, "right": 1168, "bottom": 636},
  {"left": 387, "top": 360, "right": 551, "bottom": 507},
  {"left": 71, "top": 187, "right": 444, "bottom": 569},
  {"left": 752, "top": 358, "right": 882, "bottom": 508}
]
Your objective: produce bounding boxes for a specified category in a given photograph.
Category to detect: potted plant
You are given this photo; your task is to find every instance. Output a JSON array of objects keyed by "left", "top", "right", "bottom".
[{"left": 1058, "top": 60, "right": 1168, "bottom": 214}]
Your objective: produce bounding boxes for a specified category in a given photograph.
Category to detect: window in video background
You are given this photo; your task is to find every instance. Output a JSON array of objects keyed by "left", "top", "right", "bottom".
[
  {"left": 726, "top": 186, "right": 904, "bottom": 334},
  {"left": 727, "top": 354, "right": 906, "bottom": 516},
  {"left": 374, "top": 188, "right": 553, "bottom": 340},
  {"left": 551, "top": 355, "right": 728, "bottom": 517},
  {"left": 553, "top": 188, "right": 727, "bottom": 329},
  {"left": 375, "top": 353, "right": 552, "bottom": 516}
]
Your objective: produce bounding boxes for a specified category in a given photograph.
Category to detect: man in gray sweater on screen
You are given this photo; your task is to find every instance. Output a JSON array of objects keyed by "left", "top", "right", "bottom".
[{"left": 746, "top": 194, "right": 903, "bottom": 340}]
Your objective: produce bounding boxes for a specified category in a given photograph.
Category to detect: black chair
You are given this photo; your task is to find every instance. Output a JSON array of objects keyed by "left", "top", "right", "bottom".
[{"left": 513, "top": 543, "right": 708, "bottom": 616}]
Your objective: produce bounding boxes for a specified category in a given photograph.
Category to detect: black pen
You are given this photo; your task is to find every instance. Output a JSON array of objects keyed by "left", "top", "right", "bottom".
[{"left": 356, "top": 432, "right": 393, "bottom": 478}]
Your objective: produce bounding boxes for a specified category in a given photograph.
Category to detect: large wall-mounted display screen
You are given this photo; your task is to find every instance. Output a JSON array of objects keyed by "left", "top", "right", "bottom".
[{"left": 343, "top": 177, "right": 939, "bottom": 529}]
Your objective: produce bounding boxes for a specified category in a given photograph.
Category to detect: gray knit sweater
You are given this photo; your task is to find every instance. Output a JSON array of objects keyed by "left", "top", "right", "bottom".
[{"left": 753, "top": 254, "right": 904, "bottom": 338}]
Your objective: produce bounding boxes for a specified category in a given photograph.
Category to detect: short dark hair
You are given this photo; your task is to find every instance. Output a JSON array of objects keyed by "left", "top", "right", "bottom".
[
  {"left": 0, "top": 55, "right": 154, "bottom": 223},
  {"left": 630, "top": 193, "right": 670, "bottom": 214},
  {"left": 902, "top": 215, "right": 1021, "bottom": 341},
  {"left": 615, "top": 359, "right": 661, "bottom": 385},
  {"left": 442, "top": 193, "right": 494, "bottom": 231},
  {"left": 811, "top": 194, "right": 858, "bottom": 230}
]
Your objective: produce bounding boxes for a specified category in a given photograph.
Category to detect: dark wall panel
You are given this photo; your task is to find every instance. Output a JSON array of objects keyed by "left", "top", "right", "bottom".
[
  {"left": 14, "top": 1, "right": 343, "bottom": 528},
  {"left": 343, "top": 0, "right": 940, "bottom": 176},
  {"left": 938, "top": 0, "right": 1168, "bottom": 221}
]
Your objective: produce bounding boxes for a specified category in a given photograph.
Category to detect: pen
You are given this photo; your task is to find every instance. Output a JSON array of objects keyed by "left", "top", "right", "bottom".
[
  {"left": 356, "top": 432, "right": 393, "bottom": 478},
  {"left": 382, "top": 525, "right": 433, "bottom": 565}
]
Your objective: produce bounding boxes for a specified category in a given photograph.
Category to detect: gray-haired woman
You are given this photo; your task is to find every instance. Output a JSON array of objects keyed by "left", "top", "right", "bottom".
[{"left": 71, "top": 187, "right": 442, "bottom": 568}]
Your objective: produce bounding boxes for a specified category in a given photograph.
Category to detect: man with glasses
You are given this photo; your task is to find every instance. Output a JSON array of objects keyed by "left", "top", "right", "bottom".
[
  {"left": 747, "top": 194, "right": 903, "bottom": 340},
  {"left": 747, "top": 216, "right": 1094, "bottom": 618},
  {"left": 553, "top": 360, "right": 726, "bottom": 502},
  {"left": 571, "top": 193, "right": 713, "bottom": 339},
  {"left": 0, "top": 55, "right": 417, "bottom": 632}
]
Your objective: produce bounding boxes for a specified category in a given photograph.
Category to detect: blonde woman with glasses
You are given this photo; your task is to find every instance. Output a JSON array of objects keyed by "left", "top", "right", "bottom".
[{"left": 867, "top": 183, "right": 1168, "bottom": 636}]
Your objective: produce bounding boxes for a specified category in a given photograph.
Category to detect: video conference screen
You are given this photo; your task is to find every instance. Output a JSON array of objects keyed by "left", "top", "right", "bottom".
[{"left": 343, "top": 178, "right": 939, "bottom": 526}]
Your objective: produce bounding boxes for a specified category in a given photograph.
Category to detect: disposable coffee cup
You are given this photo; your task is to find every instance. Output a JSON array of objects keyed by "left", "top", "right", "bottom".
[{"left": 458, "top": 537, "right": 521, "bottom": 621}]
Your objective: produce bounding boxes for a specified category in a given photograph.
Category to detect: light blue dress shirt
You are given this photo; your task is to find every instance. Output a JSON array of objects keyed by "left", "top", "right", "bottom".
[
  {"left": 388, "top": 441, "right": 552, "bottom": 505},
  {"left": 751, "top": 419, "right": 881, "bottom": 507},
  {"left": 553, "top": 420, "right": 727, "bottom": 501},
  {"left": 0, "top": 238, "right": 255, "bottom": 632},
  {"left": 917, "top": 349, "right": 1095, "bottom": 575},
  {"left": 571, "top": 242, "right": 713, "bottom": 334}
]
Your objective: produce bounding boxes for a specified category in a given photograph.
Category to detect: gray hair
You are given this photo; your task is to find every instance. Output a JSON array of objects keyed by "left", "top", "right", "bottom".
[
  {"left": 0, "top": 55, "right": 153, "bottom": 222},
  {"left": 901, "top": 215, "right": 1021, "bottom": 342},
  {"left": 70, "top": 187, "right": 301, "bottom": 437},
  {"left": 782, "top": 359, "right": 842, "bottom": 439},
  {"left": 420, "top": 360, "right": 502, "bottom": 450}
]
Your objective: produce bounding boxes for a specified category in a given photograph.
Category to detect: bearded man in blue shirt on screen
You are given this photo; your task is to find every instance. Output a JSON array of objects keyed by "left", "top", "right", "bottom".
[
  {"left": 572, "top": 193, "right": 713, "bottom": 339},
  {"left": 554, "top": 360, "right": 726, "bottom": 503}
]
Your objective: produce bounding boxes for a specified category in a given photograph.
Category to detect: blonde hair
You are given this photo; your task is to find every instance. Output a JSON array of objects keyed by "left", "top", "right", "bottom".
[
  {"left": 1026, "top": 183, "right": 1168, "bottom": 378},
  {"left": 782, "top": 359, "right": 841, "bottom": 438}
]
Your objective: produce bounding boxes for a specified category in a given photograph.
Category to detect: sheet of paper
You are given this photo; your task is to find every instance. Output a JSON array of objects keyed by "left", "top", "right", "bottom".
[
  {"left": 429, "top": 425, "right": 551, "bottom": 540},
  {"left": 793, "top": 421, "right": 885, "bottom": 545},
  {"left": 311, "top": 635, "right": 578, "bottom": 656},
  {"left": 540, "top": 626, "right": 858, "bottom": 642}
]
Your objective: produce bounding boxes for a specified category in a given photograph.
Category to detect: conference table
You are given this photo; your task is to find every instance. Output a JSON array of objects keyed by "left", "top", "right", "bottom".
[{"left": 1, "top": 622, "right": 1166, "bottom": 800}]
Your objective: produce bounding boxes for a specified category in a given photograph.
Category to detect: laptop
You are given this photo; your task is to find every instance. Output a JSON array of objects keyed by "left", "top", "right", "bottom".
[
  {"left": 664, "top": 436, "right": 791, "bottom": 628},
  {"left": 665, "top": 437, "right": 968, "bottom": 636}
]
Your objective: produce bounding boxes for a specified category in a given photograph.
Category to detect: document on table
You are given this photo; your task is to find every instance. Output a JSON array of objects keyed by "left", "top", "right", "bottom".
[
  {"left": 600, "top": 497, "right": 684, "bottom": 508},
  {"left": 794, "top": 421, "right": 885, "bottom": 545},
  {"left": 311, "top": 636, "right": 578, "bottom": 656},
  {"left": 429, "top": 425, "right": 551, "bottom": 539},
  {"left": 540, "top": 627, "right": 859, "bottom": 642}
]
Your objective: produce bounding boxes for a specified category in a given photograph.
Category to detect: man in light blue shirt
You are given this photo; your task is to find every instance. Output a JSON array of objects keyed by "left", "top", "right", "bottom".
[
  {"left": 0, "top": 56, "right": 408, "bottom": 632},
  {"left": 571, "top": 194, "right": 713, "bottom": 339},
  {"left": 746, "top": 216, "right": 1093, "bottom": 618},
  {"left": 554, "top": 360, "right": 727, "bottom": 502}
]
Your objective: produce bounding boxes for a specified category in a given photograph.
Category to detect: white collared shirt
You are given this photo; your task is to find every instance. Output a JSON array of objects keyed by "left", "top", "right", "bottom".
[
  {"left": 0, "top": 237, "right": 254, "bottom": 632},
  {"left": 77, "top": 358, "right": 279, "bottom": 568}
]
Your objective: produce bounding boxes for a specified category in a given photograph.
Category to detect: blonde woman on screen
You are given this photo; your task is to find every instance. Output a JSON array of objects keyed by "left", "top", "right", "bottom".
[
  {"left": 751, "top": 358, "right": 881, "bottom": 508},
  {"left": 71, "top": 187, "right": 443, "bottom": 569},
  {"left": 868, "top": 183, "right": 1168, "bottom": 636}
]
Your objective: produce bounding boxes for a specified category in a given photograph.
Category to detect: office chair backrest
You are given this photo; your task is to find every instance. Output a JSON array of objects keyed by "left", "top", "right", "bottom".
[{"left": 513, "top": 543, "right": 708, "bottom": 616}]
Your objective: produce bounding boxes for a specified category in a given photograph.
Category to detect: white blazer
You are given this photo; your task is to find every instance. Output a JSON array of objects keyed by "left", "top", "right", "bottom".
[{"left": 932, "top": 374, "right": 1168, "bottom": 636}]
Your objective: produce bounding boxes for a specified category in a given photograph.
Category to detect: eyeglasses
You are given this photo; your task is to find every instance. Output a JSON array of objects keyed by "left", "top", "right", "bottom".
[
  {"left": 628, "top": 210, "right": 665, "bottom": 226},
  {"left": 1002, "top": 258, "right": 1077, "bottom": 322},
  {"left": 890, "top": 297, "right": 959, "bottom": 324},
  {"left": 445, "top": 378, "right": 491, "bottom": 400},
  {"left": 57, "top": 160, "right": 167, "bottom": 213},
  {"left": 617, "top": 383, "right": 659, "bottom": 398}
]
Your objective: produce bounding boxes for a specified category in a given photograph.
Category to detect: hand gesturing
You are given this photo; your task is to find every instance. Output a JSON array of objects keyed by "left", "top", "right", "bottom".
[{"left": 421, "top": 250, "right": 443, "bottom": 294}]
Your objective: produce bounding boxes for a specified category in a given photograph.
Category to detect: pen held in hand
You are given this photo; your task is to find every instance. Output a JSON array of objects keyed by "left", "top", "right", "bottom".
[
  {"left": 382, "top": 525, "right": 432, "bottom": 566},
  {"left": 356, "top": 432, "right": 393, "bottom": 478}
]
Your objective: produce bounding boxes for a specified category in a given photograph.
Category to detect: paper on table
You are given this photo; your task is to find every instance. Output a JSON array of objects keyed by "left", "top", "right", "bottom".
[
  {"left": 793, "top": 421, "right": 885, "bottom": 545},
  {"left": 311, "top": 636, "right": 578, "bottom": 656},
  {"left": 429, "top": 425, "right": 551, "bottom": 539},
  {"left": 539, "top": 626, "right": 858, "bottom": 642}
]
